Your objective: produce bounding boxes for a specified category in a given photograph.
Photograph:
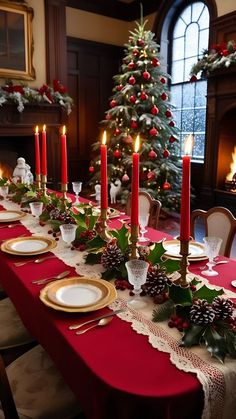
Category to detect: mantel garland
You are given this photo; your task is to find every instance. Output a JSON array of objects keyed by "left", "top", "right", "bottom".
[
  {"left": 190, "top": 40, "right": 236, "bottom": 80},
  {"left": 0, "top": 79, "right": 73, "bottom": 114}
]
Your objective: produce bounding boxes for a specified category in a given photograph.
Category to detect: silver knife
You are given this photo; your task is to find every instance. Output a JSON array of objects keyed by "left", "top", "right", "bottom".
[{"left": 68, "top": 309, "right": 124, "bottom": 330}]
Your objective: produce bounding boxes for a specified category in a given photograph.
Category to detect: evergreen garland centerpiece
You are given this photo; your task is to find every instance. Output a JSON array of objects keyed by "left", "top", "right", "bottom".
[{"left": 88, "top": 19, "right": 182, "bottom": 212}]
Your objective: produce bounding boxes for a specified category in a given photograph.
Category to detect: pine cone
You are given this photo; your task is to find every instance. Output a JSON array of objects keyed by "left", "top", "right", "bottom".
[
  {"left": 212, "top": 297, "right": 234, "bottom": 320},
  {"left": 138, "top": 246, "right": 150, "bottom": 261},
  {"left": 142, "top": 264, "right": 168, "bottom": 297},
  {"left": 101, "top": 240, "right": 124, "bottom": 269},
  {"left": 189, "top": 299, "right": 215, "bottom": 325},
  {"left": 50, "top": 208, "right": 60, "bottom": 220}
]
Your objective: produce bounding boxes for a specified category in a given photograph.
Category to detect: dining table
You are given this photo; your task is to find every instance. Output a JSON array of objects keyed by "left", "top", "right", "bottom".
[{"left": 0, "top": 193, "right": 236, "bottom": 419}]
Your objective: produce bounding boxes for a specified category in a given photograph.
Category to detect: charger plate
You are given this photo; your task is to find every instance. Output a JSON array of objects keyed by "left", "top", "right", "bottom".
[
  {"left": 0, "top": 210, "right": 26, "bottom": 222},
  {"left": 163, "top": 239, "right": 207, "bottom": 261},
  {"left": 40, "top": 277, "right": 117, "bottom": 312},
  {"left": 1, "top": 236, "right": 56, "bottom": 256}
]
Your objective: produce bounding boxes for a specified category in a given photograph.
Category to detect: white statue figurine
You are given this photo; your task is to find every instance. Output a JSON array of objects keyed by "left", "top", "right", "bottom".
[
  {"left": 110, "top": 179, "right": 121, "bottom": 204},
  {"left": 94, "top": 183, "right": 101, "bottom": 204},
  {"left": 12, "top": 157, "right": 34, "bottom": 184}
]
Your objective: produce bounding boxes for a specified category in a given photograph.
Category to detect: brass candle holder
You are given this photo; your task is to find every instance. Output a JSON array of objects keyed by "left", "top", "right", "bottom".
[
  {"left": 98, "top": 208, "right": 112, "bottom": 241},
  {"left": 174, "top": 239, "right": 191, "bottom": 287},
  {"left": 130, "top": 225, "right": 139, "bottom": 259},
  {"left": 35, "top": 174, "right": 41, "bottom": 190},
  {"left": 41, "top": 174, "right": 47, "bottom": 197},
  {"left": 61, "top": 183, "right": 68, "bottom": 208}
]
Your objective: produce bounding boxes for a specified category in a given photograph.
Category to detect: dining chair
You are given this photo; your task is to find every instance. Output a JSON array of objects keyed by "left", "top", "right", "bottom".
[
  {"left": 0, "top": 344, "right": 83, "bottom": 419},
  {"left": 190, "top": 206, "right": 236, "bottom": 257},
  {"left": 126, "top": 191, "right": 162, "bottom": 229}
]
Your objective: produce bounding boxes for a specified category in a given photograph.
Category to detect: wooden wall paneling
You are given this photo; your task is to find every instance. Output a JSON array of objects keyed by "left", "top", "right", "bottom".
[{"left": 211, "top": 11, "right": 236, "bottom": 44}]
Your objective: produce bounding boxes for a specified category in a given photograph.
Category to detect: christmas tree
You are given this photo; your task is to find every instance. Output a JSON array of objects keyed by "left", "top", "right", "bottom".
[{"left": 88, "top": 18, "right": 182, "bottom": 212}]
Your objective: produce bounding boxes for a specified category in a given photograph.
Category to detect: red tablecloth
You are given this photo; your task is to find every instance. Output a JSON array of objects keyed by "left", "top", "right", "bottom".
[{"left": 1, "top": 201, "right": 236, "bottom": 419}]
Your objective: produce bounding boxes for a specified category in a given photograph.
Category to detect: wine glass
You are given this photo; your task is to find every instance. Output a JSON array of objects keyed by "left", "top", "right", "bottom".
[
  {"left": 60, "top": 224, "right": 77, "bottom": 248},
  {"left": 0, "top": 185, "right": 9, "bottom": 199},
  {"left": 29, "top": 202, "right": 43, "bottom": 218},
  {"left": 125, "top": 259, "right": 149, "bottom": 309},
  {"left": 139, "top": 213, "right": 149, "bottom": 242},
  {"left": 72, "top": 182, "right": 82, "bottom": 204},
  {"left": 201, "top": 236, "right": 223, "bottom": 276}
]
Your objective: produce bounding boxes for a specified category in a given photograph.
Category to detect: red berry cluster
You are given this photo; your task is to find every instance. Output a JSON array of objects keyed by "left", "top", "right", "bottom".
[
  {"left": 168, "top": 315, "right": 190, "bottom": 332},
  {"left": 114, "top": 279, "right": 133, "bottom": 291}
]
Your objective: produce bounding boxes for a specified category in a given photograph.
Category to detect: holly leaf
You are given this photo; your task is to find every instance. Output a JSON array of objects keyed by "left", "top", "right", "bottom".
[
  {"left": 71, "top": 212, "right": 87, "bottom": 229},
  {"left": 101, "top": 268, "right": 119, "bottom": 280},
  {"left": 75, "top": 225, "right": 86, "bottom": 239},
  {"left": 87, "top": 235, "right": 106, "bottom": 251},
  {"left": 147, "top": 241, "right": 166, "bottom": 265},
  {"left": 181, "top": 324, "right": 205, "bottom": 347},
  {"left": 168, "top": 283, "right": 193, "bottom": 306},
  {"left": 203, "top": 327, "right": 228, "bottom": 363},
  {"left": 190, "top": 277, "right": 202, "bottom": 286},
  {"left": 152, "top": 300, "right": 174, "bottom": 322},
  {"left": 193, "top": 285, "right": 224, "bottom": 303},
  {"left": 225, "top": 330, "right": 236, "bottom": 358},
  {"left": 87, "top": 214, "right": 98, "bottom": 230},
  {"left": 110, "top": 224, "right": 130, "bottom": 253},
  {"left": 160, "top": 258, "right": 180, "bottom": 273},
  {"left": 85, "top": 252, "right": 102, "bottom": 265}
]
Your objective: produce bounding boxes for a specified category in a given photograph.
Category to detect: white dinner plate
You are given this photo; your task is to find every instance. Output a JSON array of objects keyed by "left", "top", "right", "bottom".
[
  {"left": 49, "top": 283, "right": 104, "bottom": 307},
  {"left": 163, "top": 239, "right": 207, "bottom": 261},
  {"left": 0, "top": 210, "right": 26, "bottom": 222},
  {"left": 1, "top": 236, "right": 56, "bottom": 256}
]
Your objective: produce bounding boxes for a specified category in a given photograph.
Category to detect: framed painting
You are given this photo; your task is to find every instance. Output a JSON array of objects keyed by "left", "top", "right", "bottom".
[{"left": 0, "top": 0, "right": 35, "bottom": 80}]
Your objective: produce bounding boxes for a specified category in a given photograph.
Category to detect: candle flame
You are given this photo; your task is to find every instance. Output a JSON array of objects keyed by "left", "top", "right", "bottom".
[
  {"left": 102, "top": 131, "right": 107, "bottom": 145},
  {"left": 35, "top": 125, "right": 39, "bottom": 134},
  {"left": 43, "top": 124, "right": 46, "bottom": 131},
  {"left": 134, "top": 135, "right": 140, "bottom": 153},
  {"left": 62, "top": 125, "right": 66, "bottom": 135},
  {"left": 183, "top": 134, "right": 194, "bottom": 156},
  {"left": 226, "top": 146, "right": 236, "bottom": 181}
]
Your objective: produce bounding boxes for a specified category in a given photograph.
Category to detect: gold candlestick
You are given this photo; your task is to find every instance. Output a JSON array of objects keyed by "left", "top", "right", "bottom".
[
  {"left": 98, "top": 208, "right": 111, "bottom": 241},
  {"left": 41, "top": 174, "right": 47, "bottom": 197},
  {"left": 61, "top": 183, "right": 68, "bottom": 208},
  {"left": 174, "top": 239, "right": 191, "bottom": 287},
  {"left": 130, "top": 225, "right": 139, "bottom": 259},
  {"left": 35, "top": 174, "right": 41, "bottom": 190}
]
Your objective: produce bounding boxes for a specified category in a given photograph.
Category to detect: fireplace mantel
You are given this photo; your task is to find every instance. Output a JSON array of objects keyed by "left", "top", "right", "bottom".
[{"left": 0, "top": 104, "right": 67, "bottom": 188}]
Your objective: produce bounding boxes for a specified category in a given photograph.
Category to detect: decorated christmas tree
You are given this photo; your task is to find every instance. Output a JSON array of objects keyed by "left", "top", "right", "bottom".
[{"left": 88, "top": 18, "right": 182, "bottom": 212}]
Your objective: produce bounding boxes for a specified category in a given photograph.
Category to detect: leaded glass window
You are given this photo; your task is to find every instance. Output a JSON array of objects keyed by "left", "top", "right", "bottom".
[{"left": 170, "top": 2, "right": 209, "bottom": 162}]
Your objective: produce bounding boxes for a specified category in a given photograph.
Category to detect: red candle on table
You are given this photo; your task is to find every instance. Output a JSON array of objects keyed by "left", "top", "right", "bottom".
[
  {"left": 61, "top": 125, "right": 68, "bottom": 184},
  {"left": 101, "top": 131, "right": 108, "bottom": 209},
  {"left": 41, "top": 125, "right": 47, "bottom": 176},
  {"left": 131, "top": 135, "right": 140, "bottom": 227},
  {"left": 180, "top": 134, "right": 194, "bottom": 241},
  {"left": 34, "top": 125, "right": 41, "bottom": 175}
]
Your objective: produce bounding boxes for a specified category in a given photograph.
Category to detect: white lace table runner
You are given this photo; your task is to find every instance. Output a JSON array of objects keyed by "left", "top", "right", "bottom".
[{"left": 2, "top": 199, "right": 236, "bottom": 419}]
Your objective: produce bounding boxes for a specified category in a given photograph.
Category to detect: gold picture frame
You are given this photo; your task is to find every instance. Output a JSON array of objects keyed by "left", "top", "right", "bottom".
[{"left": 0, "top": 0, "right": 35, "bottom": 80}]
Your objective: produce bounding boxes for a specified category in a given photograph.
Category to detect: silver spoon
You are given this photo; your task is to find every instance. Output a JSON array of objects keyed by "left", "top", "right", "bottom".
[
  {"left": 31, "top": 270, "right": 71, "bottom": 285},
  {"left": 14, "top": 255, "right": 57, "bottom": 267},
  {"left": 0, "top": 223, "right": 21, "bottom": 230},
  {"left": 76, "top": 317, "right": 113, "bottom": 335}
]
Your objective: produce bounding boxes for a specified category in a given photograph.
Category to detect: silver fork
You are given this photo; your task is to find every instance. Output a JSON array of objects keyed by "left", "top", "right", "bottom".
[
  {"left": 14, "top": 255, "right": 57, "bottom": 267},
  {"left": 0, "top": 223, "right": 21, "bottom": 230}
]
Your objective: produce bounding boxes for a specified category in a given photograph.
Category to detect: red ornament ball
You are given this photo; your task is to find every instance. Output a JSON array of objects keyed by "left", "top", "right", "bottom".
[
  {"left": 163, "top": 181, "right": 171, "bottom": 190},
  {"left": 114, "top": 128, "right": 121, "bottom": 136},
  {"left": 129, "top": 75, "right": 136, "bottom": 85},
  {"left": 110, "top": 99, "right": 117, "bottom": 108},
  {"left": 133, "top": 49, "right": 139, "bottom": 57},
  {"left": 190, "top": 75, "right": 198, "bottom": 83},
  {"left": 113, "top": 149, "right": 121, "bottom": 158},
  {"left": 161, "top": 92, "right": 168, "bottom": 101},
  {"left": 137, "top": 38, "right": 145, "bottom": 47},
  {"left": 130, "top": 120, "right": 138, "bottom": 129},
  {"left": 169, "top": 120, "right": 175, "bottom": 127},
  {"left": 140, "top": 91, "right": 148, "bottom": 101},
  {"left": 148, "top": 149, "right": 157, "bottom": 159},
  {"left": 151, "top": 58, "right": 160, "bottom": 67},
  {"left": 151, "top": 105, "right": 159, "bottom": 115},
  {"left": 165, "top": 109, "right": 172, "bottom": 118},
  {"left": 116, "top": 84, "right": 123, "bottom": 91},
  {"left": 130, "top": 95, "right": 137, "bottom": 104},
  {"left": 105, "top": 113, "right": 112, "bottom": 120},
  {"left": 122, "top": 173, "right": 130, "bottom": 182},
  {"left": 147, "top": 171, "right": 155, "bottom": 180},
  {"left": 163, "top": 149, "right": 170, "bottom": 158},
  {"left": 169, "top": 135, "right": 177, "bottom": 144},
  {"left": 160, "top": 77, "right": 166, "bottom": 84},
  {"left": 89, "top": 166, "right": 95, "bottom": 173},
  {"left": 123, "top": 134, "right": 133, "bottom": 144},
  {"left": 149, "top": 127, "right": 158, "bottom": 136},
  {"left": 128, "top": 61, "right": 136, "bottom": 70},
  {"left": 143, "top": 71, "right": 151, "bottom": 80}
]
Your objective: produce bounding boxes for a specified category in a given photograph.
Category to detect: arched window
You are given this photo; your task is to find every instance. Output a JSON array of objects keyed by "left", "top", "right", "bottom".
[{"left": 170, "top": 2, "right": 209, "bottom": 162}]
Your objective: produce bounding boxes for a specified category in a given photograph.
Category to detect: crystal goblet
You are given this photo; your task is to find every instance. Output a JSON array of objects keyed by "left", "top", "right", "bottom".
[
  {"left": 72, "top": 182, "right": 82, "bottom": 204},
  {"left": 139, "top": 214, "right": 149, "bottom": 242},
  {"left": 60, "top": 224, "right": 77, "bottom": 248},
  {"left": 29, "top": 202, "right": 43, "bottom": 218},
  {"left": 125, "top": 259, "right": 149, "bottom": 309},
  {"left": 0, "top": 185, "right": 9, "bottom": 199},
  {"left": 202, "top": 236, "right": 223, "bottom": 276}
]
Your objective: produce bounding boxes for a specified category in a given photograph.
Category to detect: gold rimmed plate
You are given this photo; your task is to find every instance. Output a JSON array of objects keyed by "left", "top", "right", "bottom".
[
  {"left": 93, "top": 207, "right": 120, "bottom": 219},
  {"left": 163, "top": 239, "right": 207, "bottom": 262},
  {"left": 1, "top": 236, "right": 56, "bottom": 256},
  {"left": 0, "top": 210, "right": 26, "bottom": 222},
  {"left": 40, "top": 277, "right": 117, "bottom": 312}
]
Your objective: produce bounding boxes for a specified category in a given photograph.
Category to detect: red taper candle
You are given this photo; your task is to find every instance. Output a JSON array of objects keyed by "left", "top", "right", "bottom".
[
  {"left": 34, "top": 125, "right": 41, "bottom": 175},
  {"left": 100, "top": 131, "right": 108, "bottom": 209},
  {"left": 131, "top": 135, "right": 140, "bottom": 227},
  {"left": 180, "top": 134, "right": 194, "bottom": 241},
  {"left": 41, "top": 125, "right": 47, "bottom": 176},
  {"left": 61, "top": 125, "right": 68, "bottom": 184}
]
